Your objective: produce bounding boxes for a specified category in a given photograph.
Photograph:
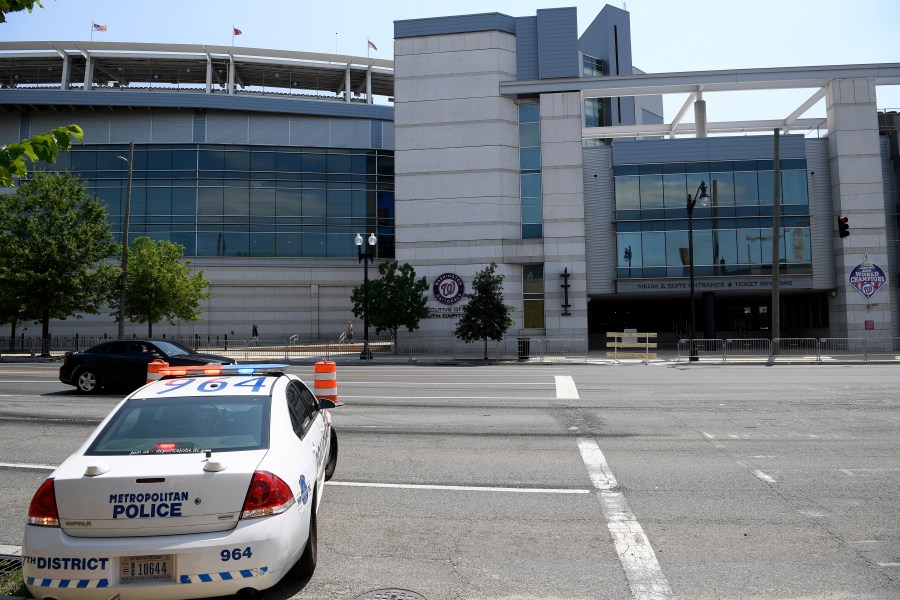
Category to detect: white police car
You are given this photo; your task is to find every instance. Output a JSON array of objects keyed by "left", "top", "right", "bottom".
[{"left": 23, "top": 364, "right": 338, "bottom": 600}]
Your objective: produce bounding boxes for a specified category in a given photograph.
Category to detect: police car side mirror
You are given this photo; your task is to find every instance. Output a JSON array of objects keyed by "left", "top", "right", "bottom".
[{"left": 318, "top": 399, "right": 337, "bottom": 409}]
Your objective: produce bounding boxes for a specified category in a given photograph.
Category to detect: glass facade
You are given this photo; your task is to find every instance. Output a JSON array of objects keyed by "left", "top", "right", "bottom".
[
  {"left": 614, "top": 159, "right": 811, "bottom": 278},
  {"left": 41, "top": 144, "right": 395, "bottom": 259},
  {"left": 582, "top": 55, "right": 604, "bottom": 78},
  {"left": 519, "top": 103, "right": 542, "bottom": 239}
]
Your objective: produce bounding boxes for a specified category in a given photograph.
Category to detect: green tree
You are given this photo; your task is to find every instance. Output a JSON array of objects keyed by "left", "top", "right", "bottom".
[
  {"left": 351, "top": 260, "right": 429, "bottom": 348},
  {"left": 0, "top": 0, "right": 42, "bottom": 23},
  {"left": 1, "top": 124, "right": 84, "bottom": 187},
  {"left": 453, "top": 262, "right": 515, "bottom": 359},
  {"left": 0, "top": 171, "right": 118, "bottom": 354},
  {"left": 1, "top": 2, "right": 83, "bottom": 186},
  {"left": 114, "top": 236, "right": 210, "bottom": 336}
]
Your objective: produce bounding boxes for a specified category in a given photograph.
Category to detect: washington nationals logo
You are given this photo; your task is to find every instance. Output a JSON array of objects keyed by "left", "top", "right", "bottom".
[{"left": 433, "top": 273, "right": 465, "bottom": 305}]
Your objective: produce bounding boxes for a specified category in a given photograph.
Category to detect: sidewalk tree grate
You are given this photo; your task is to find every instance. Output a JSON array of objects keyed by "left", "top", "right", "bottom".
[{"left": 0, "top": 555, "right": 22, "bottom": 577}]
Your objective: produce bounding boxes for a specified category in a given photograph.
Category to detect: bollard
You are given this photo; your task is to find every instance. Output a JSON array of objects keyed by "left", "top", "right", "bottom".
[
  {"left": 146, "top": 359, "right": 170, "bottom": 384},
  {"left": 314, "top": 359, "right": 339, "bottom": 406}
]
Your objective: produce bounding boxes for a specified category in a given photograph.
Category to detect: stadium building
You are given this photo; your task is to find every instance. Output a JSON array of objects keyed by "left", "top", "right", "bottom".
[{"left": 2, "top": 5, "right": 899, "bottom": 348}]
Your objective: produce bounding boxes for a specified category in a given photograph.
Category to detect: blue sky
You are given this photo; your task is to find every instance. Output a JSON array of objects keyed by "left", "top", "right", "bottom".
[{"left": 3, "top": 0, "right": 899, "bottom": 125}]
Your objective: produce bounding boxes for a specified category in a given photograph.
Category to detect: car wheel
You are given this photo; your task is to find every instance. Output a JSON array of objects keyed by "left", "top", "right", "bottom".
[
  {"left": 324, "top": 430, "right": 338, "bottom": 481},
  {"left": 76, "top": 369, "right": 101, "bottom": 394},
  {"left": 294, "top": 488, "right": 317, "bottom": 580}
]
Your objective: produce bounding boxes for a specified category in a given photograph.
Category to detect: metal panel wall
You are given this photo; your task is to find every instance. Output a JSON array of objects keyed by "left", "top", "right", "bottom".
[
  {"left": 249, "top": 114, "right": 290, "bottom": 145},
  {"left": 290, "top": 116, "right": 330, "bottom": 146},
  {"left": 612, "top": 135, "right": 807, "bottom": 164},
  {"left": 192, "top": 111, "right": 206, "bottom": 143},
  {"left": 806, "top": 138, "right": 835, "bottom": 290},
  {"left": 370, "top": 120, "right": 383, "bottom": 149},
  {"left": 151, "top": 111, "right": 193, "bottom": 143},
  {"left": 395, "top": 13, "right": 517, "bottom": 38},
  {"left": 583, "top": 145, "right": 616, "bottom": 294},
  {"left": 382, "top": 121, "right": 394, "bottom": 150},
  {"left": 331, "top": 118, "right": 370, "bottom": 148},
  {"left": 515, "top": 17, "right": 538, "bottom": 81},
  {"left": 207, "top": 112, "right": 249, "bottom": 143},
  {"left": 110, "top": 112, "right": 151, "bottom": 143},
  {"left": 536, "top": 8, "right": 578, "bottom": 80},
  {"left": 15, "top": 112, "right": 27, "bottom": 140}
]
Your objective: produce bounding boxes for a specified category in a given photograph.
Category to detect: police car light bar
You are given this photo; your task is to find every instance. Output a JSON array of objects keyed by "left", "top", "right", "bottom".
[{"left": 157, "top": 364, "right": 290, "bottom": 377}]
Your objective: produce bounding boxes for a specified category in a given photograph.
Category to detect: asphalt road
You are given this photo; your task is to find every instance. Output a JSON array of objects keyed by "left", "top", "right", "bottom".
[{"left": 1, "top": 361, "right": 898, "bottom": 600}]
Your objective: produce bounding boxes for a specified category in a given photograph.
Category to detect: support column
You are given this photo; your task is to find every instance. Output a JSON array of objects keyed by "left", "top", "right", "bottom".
[
  {"left": 826, "top": 77, "right": 891, "bottom": 335},
  {"left": 82, "top": 54, "right": 93, "bottom": 91},
  {"left": 694, "top": 92, "right": 707, "bottom": 137},
  {"left": 344, "top": 64, "right": 351, "bottom": 102}
]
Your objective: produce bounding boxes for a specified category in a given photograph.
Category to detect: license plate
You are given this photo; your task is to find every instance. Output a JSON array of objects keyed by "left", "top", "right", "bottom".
[{"left": 120, "top": 554, "right": 174, "bottom": 584}]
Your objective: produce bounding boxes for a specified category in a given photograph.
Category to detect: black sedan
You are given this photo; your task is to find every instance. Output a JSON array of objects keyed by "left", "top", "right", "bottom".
[{"left": 59, "top": 339, "right": 236, "bottom": 393}]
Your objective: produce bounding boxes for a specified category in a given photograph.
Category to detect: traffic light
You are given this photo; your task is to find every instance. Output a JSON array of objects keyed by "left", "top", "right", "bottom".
[{"left": 837, "top": 215, "right": 850, "bottom": 238}]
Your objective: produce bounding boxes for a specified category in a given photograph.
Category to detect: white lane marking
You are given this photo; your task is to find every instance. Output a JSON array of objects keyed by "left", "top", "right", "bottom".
[
  {"left": 0, "top": 461, "right": 56, "bottom": 470},
  {"left": 330, "top": 481, "right": 590, "bottom": 494},
  {"left": 555, "top": 375, "right": 579, "bottom": 399},
  {"left": 578, "top": 438, "right": 673, "bottom": 600},
  {"left": 752, "top": 469, "right": 777, "bottom": 484},
  {"left": 878, "top": 563, "right": 900, "bottom": 567}
]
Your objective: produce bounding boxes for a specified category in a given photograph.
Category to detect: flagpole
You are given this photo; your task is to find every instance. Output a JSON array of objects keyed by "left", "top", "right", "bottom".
[
  {"left": 231, "top": 25, "right": 234, "bottom": 47},
  {"left": 90, "top": 21, "right": 93, "bottom": 42}
]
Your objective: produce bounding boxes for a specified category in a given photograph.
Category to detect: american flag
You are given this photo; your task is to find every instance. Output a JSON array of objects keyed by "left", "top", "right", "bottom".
[
  {"left": 92, "top": 23, "right": 107, "bottom": 32},
  {"left": 367, "top": 39, "right": 378, "bottom": 51}
]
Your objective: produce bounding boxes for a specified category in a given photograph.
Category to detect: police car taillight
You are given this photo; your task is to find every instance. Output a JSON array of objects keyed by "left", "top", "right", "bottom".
[
  {"left": 241, "top": 470, "right": 295, "bottom": 520},
  {"left": 27, "top": 479, "right": 60, "bottom": 527}
]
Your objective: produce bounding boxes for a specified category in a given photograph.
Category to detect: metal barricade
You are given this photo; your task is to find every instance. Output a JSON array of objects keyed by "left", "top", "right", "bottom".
[
  {"left": 771, "top": 338, "right": 820, "bottom": 363},
  {"left": 542, "top": 338, "right": 587, "bottom": 363},
  {"left": 818, "top": 338, "right": 867, "bottom": 363},
  {"left": 677, "top": 338, "right": 725, "bottom": 362},
  {"left": 724, "top": 338, "right": 771, "bottom": 362},
  {"left": 863, "top": 337, "right": 900, "bottom": 362}
]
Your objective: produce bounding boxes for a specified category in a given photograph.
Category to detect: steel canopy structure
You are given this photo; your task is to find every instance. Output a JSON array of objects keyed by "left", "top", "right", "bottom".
[
  {"left": 499, "top": 62, "right": 900, "bottom": 138},
  {"left": 0, "top": 41, "right": 394, "bottom": 104}
]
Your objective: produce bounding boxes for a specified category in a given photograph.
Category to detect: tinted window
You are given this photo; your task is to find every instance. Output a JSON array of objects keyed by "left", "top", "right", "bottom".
[
  {"left": 286, "top": 381, "right": 315, "bottom": 438},
  {"left": 87, "top": 396, "right": 270, "bottom": 455}
]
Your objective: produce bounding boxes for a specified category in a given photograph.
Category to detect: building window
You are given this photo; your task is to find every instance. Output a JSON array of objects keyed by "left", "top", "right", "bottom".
[
  {"left": 41, "top": 143, "right": 395, "bottom": 259},
  {"left": 523, "top": 264, "right": 545, "bottom": 329},
  {"left": 582, "top": 55, "right": 604, "bottom": 78},
  {"left": 613, "top": 159, "right": 811, "bottom": 278},
  {"left": 519, "top": 103, "right": 542, "bottom": 239},
  {"left": 584, "top": 98, "right": 604, "bottom": 128}
]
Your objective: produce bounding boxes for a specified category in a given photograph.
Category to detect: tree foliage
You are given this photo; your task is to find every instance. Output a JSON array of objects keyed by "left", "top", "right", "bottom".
[
  {"left": 0, "top": 0, "right": 41, "bottom": 23},
  {"left": 0, "top": 125, "right": 84, "bottom": 187},
  {"left": 1, "top": 2, "right": 83, "bottom": 186},
  {"left": 0, "top": 171, "right": 119, "bottom": 349},
  {"left": 114, "top": 236, "right": 210, "bottom": 336},
  {"left": 351, "top": 260, "right": 429, "bottom": 344},
  {"left": 453, "top": 262, "right": 515, "bottom": 358}
]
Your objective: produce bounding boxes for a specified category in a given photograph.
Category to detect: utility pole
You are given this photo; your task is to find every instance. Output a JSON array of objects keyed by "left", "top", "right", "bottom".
[{"left": 117, "top": 142, "right": 133, "bottom": 339}]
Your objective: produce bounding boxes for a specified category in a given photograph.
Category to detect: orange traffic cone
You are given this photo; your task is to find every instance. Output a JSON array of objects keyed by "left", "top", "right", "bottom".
[
  {"left": 314, "top": 360, "right": 339, "bottom": 406},
  {"left": 146, "top": 359, "right": 170, "bottom": 384}
]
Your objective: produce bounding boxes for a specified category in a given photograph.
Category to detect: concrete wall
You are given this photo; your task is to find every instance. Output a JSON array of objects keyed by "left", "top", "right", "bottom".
[
  {"left": 393, "top": 29, "right": 524, "bottom": 335},
  {"left": 826, "top": 77, "right": 893, "bottom": 336}
]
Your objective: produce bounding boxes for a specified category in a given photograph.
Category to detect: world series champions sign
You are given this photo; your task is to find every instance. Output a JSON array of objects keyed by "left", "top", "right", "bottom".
[{"left": 849, "top": 253, "right": 887, "bottom": 300}]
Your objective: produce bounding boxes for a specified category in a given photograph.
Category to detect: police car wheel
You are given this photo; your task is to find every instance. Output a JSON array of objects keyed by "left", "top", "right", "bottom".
[
  {"left": 324, "top": 430, "right": 338, "bottom": 481},
  {"left": 76, "top": 369, "right": 100, "bottom": 394},
  {"left": 294, "top": 488, "right": 317, "bottom": 580}
]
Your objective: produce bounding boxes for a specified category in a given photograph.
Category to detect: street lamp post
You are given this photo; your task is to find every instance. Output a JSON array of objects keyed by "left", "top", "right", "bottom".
[
  {"left": 687, "top": 181, "right": 709, "bottom": 362},
  {"left": 355, "top": 232, "right": 377, "bottom": 360},
  {"left": 117, "top": 142, "right": 134, "bottom": 340}
]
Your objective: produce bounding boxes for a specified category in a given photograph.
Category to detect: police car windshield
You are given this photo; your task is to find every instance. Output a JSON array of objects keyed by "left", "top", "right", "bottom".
[{"left": 86, "top": 396, "right": 270, "bottom": 456}]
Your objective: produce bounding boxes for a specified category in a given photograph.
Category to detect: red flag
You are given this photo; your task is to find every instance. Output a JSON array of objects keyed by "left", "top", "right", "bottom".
[{"left": 233, "top": 27, "right": 243, "bottom": 36}]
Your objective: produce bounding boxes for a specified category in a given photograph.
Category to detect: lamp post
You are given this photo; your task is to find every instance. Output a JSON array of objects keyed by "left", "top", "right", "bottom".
[
  {"left": 116, "top": 142, "right": 134, "bottom": 340},
  {"left": 687, "top": 181, "right": 709, "bottom": 362},
  {"left": 355, "top": 232, "right": 377, "bottom": 360}
]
